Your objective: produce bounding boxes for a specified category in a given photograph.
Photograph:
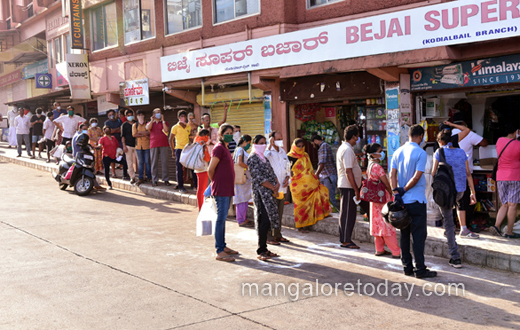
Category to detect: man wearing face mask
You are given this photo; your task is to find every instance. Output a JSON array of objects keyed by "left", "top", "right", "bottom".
[
  {"left": 312, "top": 135, "right": 338, "bottom": 209},
  {"left": 169, "top": 110, "right": 191, "bottom": 193},
  {"left": 72, "top": 123, "right": 89, "bottom": 157},
  {"left": 146, "top": 108, "right": 170, "bottom": 186},
  {"left": 53, "top": 106, "right": 86, "bottom": 146},
  {"left": 336, "top": 125, "right": 363, "bottom": 249},
  {"left": 199, "top": 103, "right": 228, "bottom": 154},
  {"left": 133, "top": 109, "right": 151, "bottom": 185},
  {"left": 30, "top": 108, "right": 45, "bottom": 159},
  {"left": 265, "top": 131, "right": 291, "bottom": 243},
  {"left": 52, "top": 102, "right": 67, "bottom": 120},
  {"left": 122, "top": 109, "right": 138, "bottom": 184},
  {"left": 14, "top": 107, "right": 32, "bottom": 158},
  {"left": 228, "top": 125, "right": 241, "bottom": 154}
]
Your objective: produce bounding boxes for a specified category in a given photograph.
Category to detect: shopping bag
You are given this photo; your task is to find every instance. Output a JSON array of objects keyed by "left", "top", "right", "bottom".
[
  {"left": 180, "top": 142, "right": 206, "bottom": 171},
  {"left": 196, "top": 197, "right": 218, "bottom": 236},
  {"left": 51, "top": 145, "right": 65, "bottom": 158}
]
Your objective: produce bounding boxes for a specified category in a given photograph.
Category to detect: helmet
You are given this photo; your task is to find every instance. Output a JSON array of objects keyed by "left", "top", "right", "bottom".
[
  {"left": 382, "top": 201, "right": 411, "bottom": 230},
  {"left": 76, "top": 133, "right": 90, "bottom": 149}
]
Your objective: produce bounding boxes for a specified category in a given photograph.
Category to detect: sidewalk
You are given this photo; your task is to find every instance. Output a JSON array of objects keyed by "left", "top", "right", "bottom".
[{"left": 1, "top": 142, "right": 519, "bottom": 274}]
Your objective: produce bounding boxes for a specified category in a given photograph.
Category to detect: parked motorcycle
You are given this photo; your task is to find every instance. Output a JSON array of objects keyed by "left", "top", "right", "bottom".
[{"left": 53, "top": 134, "right": 96, "bottom": 196}]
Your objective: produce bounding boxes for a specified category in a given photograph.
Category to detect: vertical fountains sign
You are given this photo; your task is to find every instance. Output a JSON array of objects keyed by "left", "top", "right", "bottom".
[{"left": 69, "top": 0, "right": 84, "bottom": 49}]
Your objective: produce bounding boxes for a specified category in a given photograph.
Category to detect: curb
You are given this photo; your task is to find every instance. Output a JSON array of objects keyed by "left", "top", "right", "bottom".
[{"left": 2, "top": 153, "right": 519, "bottom": 274}]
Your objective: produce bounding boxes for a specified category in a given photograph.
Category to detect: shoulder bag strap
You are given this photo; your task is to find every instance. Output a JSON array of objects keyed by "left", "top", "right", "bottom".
[
  {"left": 497, "top": 139, "right": 514, "bottom": 163},
  {"left": 439, "top": 147, "right": 447, "bottom": 163}
]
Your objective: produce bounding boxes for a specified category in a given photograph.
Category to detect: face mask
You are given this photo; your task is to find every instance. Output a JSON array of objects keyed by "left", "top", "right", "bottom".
[
  {"left": 24, "top": 110, "right": 30, "bottom": 115},
  {"left": 109, "top": 115, "right": 115, "bottom": 120},
  {"left": 254, "top": 144, "right": 267, "bottom": 154},
  {"left": 274, "top": 140, "right": 284, "bottom": 148},
  {"left": 127, "top": 116, "right": 134, "bottom": 122},
  {"left": 244, "top": 143, "right": 251, "bottom": 151},
  {"left": 375, "top": 151, "right": 385, "bottom": 161},
  {"left": 179, "top": 117, "right": 186, "bottom": 124},
  {"left": 91, "top": 122, "right": 98, "bottom": 127},
  {"left": 356, "top": 136, "right": 361, "bottom": 143},
  {"left": 233, "top": 132, "right": 241, "bottom": 142},
  {"left": 223, "top": 134, "right": 234, "bottom": 143},
  {"left": 57, "top": 106, "right": 61, "bottom": 110},
  {"left": 66, "top": 146, "right": 72, "bottom": 153},
  {"left": 138, "top": 117, "right": 144, "bottom": 124},
  {"left": 68, "top": 110, "right": 74, "bottom": 116},
  {"left": 37, "top": 114, "right": 41, "bottom": 117},
  {"left": 82, "top": 130, "right": 88, "bottom": 134},
  {"left": 155, "top": 113, "right": 162, "bottom": 119}
]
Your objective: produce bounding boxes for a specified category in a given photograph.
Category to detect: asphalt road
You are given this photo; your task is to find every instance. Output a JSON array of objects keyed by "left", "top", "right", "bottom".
[{"left": 1, "top": 160, "right": 519, "bottom": 330}]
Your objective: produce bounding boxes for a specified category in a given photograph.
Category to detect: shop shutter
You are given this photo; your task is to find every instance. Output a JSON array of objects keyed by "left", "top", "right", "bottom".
[
  {"left": 210, "top": 102, "right": 265, "bottom": 137},
  {"left": 197, "top": 89, "right": 266, "bottom": 137}
]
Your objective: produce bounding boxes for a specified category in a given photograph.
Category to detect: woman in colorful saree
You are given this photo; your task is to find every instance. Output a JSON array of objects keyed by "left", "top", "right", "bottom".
[{"left": 287, "top": 138, "right": 330, "bottom": 233}]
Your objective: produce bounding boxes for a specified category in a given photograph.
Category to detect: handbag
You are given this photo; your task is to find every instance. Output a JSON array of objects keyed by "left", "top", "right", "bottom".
[
  {"left": 491, "top": 139, "right": 514, "bottom": 181},
  {"left": 233, "top": 148, "right": 247, "bottom": 185},
  {"left": 360, "top": 162, "right": 388, "bottom": 204},
  {"left": 196, "top": 197, "right": 218, "bottom": 236},
  {"left": 180, "top": 142, "right": 206, "bottom": 171}
]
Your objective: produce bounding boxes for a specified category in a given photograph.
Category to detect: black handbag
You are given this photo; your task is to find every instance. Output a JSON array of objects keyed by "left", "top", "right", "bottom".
[{"left": 491, "top": 139, "right": 514, "bottom": 181}]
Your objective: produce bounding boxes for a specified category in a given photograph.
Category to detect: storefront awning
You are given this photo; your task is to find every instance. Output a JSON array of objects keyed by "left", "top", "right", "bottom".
[
  {"left": 4, "top": 88, "right": 70, "bottom": 107},
  {"left": 0, "top": 37, "right": 47, "bottom": 64}
]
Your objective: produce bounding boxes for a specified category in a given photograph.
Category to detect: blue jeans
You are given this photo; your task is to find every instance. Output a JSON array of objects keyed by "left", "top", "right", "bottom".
[
  {"left": 214, "top": 196, "right": 231, "bottom": 254},
  {"left": 321, "top": 174, "right": 338, "bottom": 208},
  {"left": 401, "top": 202, "right": 428, "bottom": 276},
  {"left": 175, "top": 148, "right": 184, "bottom": 189},
  {"left": 136, "top": 149, "right": 151, "bottom": 180}
]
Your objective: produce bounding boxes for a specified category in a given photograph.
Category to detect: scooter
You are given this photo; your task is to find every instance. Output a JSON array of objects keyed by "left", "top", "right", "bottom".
[{"left": 53, "top": 134, "right": 96, "bottom": 196}]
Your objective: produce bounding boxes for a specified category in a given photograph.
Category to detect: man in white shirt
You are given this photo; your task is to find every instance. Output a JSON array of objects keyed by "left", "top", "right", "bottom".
[
  {"left": 337, "top": 125, "right": 362, "bottom": 249},
  {"left": 450, "top": 112, "right": 488, "bottom": 238},
  {"left": 265, "top": 131, "right": 291, "bottom": 244},
  {"left": 42, "top": 112, "right": 56, "bottom": 163},
  {"left": 7, "top": 107, "right": 18, "bottom": 148},
  {"left": 14, "top": 107, "right": 32, "bottom": 158},
  {"left": 53, "top": 106, "right": 86, "bottom": 146}
]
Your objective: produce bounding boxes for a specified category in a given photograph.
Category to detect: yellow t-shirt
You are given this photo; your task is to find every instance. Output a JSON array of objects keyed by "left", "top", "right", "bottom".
[{"left": 170, "top": 123, "right": 191, "bottom": 149}]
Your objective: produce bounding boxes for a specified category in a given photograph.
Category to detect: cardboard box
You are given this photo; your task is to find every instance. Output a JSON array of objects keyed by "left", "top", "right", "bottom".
[{"left": 480, "top": 158, "right": 497, "bottom": 167}]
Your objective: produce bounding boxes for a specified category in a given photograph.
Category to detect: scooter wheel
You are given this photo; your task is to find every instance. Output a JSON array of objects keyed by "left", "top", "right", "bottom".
[
  {"left": 59, "top": 183, "right": 68, "bottom": 190},
  {"left": 74, "top": 177, "right": 94, "bottom": 196}
]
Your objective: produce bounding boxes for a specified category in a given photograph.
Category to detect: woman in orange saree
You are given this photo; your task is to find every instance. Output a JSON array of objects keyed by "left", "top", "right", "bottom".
[{"left": 287, "top": 138, "right": 330, "bottom": 232}]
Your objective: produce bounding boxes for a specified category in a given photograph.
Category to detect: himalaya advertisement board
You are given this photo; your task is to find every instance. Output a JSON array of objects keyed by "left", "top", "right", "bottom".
[{"left": 410, "top": 54, "right": 520, "bottom": 91}]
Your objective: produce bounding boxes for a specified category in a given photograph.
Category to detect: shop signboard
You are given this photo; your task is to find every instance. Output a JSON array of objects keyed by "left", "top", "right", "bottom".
[
  {"left": 66, "top": 54, "right": 91, "bottom": 99},
  {"left": 22, "top": 59, "right": 49, "bottom": 80},
  {"left": 97, "top": 94, "right": 118, "bottom": 115},
  {"left": 123, "top": 79, "right": 149, "bottom": 106},
  {"left": 0, "top": 69, "right": 22, "bottom": 88},
  {"left": 385, "top": 83, "right": 400, "bottom": 166},
  {"left": 264, "top": 95, "right": 272, "bottom": 136},
  {"left": 35, "top": 74, "right": 52, "bottom": 89},
  {"left": 69, "top": 0, "right": 85, "bottom": 49},
  {"left": 324, "top": 107, "right": 336, "bottom": 118},
  {"left": 410, "top": 54, "right": 520, "bottom": 91},
  {"left": 161, "top": 0, "right": 520, "bottom": 82}
]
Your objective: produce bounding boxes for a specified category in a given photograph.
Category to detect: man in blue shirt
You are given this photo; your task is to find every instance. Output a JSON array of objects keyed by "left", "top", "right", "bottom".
[
  {"left": 390, "top": 124, "right": 437, "bottom": 279},
  {"left": 52, "top": 102, "right": 67, "bottom": 120}
]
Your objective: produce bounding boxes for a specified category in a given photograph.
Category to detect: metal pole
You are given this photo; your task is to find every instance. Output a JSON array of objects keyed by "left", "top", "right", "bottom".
[{"left": 201, "top": 78, "right": 205, "bottom": 106}]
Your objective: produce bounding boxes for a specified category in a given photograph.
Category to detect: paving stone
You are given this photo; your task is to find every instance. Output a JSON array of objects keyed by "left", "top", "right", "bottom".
[
  {"left": 486, "top": 251, "right": 510, "bottom": 271},
  {"left": 464, "top": 246, "right": 486, "bottom": 266}
]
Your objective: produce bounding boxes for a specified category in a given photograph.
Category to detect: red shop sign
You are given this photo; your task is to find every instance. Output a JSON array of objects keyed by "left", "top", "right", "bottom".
[
  {"left": 324, "top": 107, "right": 336, "bottom": 118},
  {"left": 0, "top": 69, "right": 22, "bottom": 88}
]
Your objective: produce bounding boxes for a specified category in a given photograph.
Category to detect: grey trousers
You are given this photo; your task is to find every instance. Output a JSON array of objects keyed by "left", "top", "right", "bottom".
[
  {"left": 150, "top": 146, "right": 169, "bottom": 183},
  {"left": 438, "top": 192, "right": 464, "bottom": 260},
  {"left": 16, "top": 134, "right": 32, "bottom": 157}
]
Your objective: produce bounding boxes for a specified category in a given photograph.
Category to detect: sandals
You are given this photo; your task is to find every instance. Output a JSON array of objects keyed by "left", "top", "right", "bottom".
[
  {"left": 267, "top": 240, "right": 280, "bottom": 245},
  {"left": 216, "top": 254, "right": 235, "bottom": 262},
  {"left": 223, "top": 248, "right": 239, "bottom": 255},
  {"left": 298, "top": 228, "right": 310, "bottom": 233},
  {"left": 239, "top": 221, "right": 254, "bottom": 228},
  {"left": 489, "top": 225, "right": 502, "bottom": 236},
  {"left": 340, "top": 243, "right": 360, "bottom": 249},
  {"left": 504, "top": 233, "right": 520, "bottom": 238},
  {"left": 257, "top": 251, "right": 279, "bottom": 261},
  {"left": 265, "top": 251, "right": 279, "bottom": 257},
  {"left": 275, "top": 237, "right": 290, "bottom": 243},
  {"left": 375, "top": 250, "right": 391, "bottom": 256}
]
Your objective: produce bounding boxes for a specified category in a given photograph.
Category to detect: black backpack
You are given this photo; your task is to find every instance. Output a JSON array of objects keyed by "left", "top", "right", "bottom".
[{"left": 432, "top": 148, "right": 456, "bottom": 208}]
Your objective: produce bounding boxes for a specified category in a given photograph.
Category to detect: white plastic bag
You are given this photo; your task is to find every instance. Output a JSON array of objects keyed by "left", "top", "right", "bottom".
[
  {"left": 196, "top": 197, "right": 218, "bottom": 236},
  {"left": 51, "top": 145, "right": 65, "bottom": 158},
  {"left": 180, "top": 142, "right": 206, "bottom": 171}
]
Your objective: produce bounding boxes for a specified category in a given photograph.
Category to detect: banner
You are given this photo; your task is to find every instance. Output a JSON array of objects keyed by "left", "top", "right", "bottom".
[
  {"left": 69, "top": 0, "right": 85, "bottom": 49},
  {"left": 22, "top": 59, "right": 48, "bottom": 80},
  {"left": 410, "top": 53, "right": 520, "bottom": 91},
  {"left": 123, "top": 79, "right": 149, "bottom": 106},
  {"left": 35, "top": 73, "right": 52, "bottom": 89},
  {"left": 0, "top": 70, "right": 22, "bottom": 88},
  {"left": 66, "top": 54, "right": 91, "bottom": 99},
  {"left": 161, "top": 0, "right": 520, "bottom": 82}
]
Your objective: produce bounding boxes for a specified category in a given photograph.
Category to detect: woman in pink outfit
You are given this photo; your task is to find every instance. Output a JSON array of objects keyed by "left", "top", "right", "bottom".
[{"left": 364, "top": 143, "right": 401, "bottom": 258}]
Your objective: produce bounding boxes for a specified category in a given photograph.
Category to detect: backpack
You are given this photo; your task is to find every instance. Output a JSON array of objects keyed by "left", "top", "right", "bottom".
[{"left": 432, "top": 148, "right": 456, "bottom": 208}]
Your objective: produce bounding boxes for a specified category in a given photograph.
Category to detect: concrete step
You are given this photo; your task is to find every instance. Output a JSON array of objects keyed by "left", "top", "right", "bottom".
[{"left": 1, "top": 143, "right": 519, "bottom": 274}]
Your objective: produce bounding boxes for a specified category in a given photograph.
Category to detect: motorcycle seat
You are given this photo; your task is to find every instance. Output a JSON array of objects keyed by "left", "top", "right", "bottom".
[{"left": 63, "top": 154, "right": 75, "bottom": 166}]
